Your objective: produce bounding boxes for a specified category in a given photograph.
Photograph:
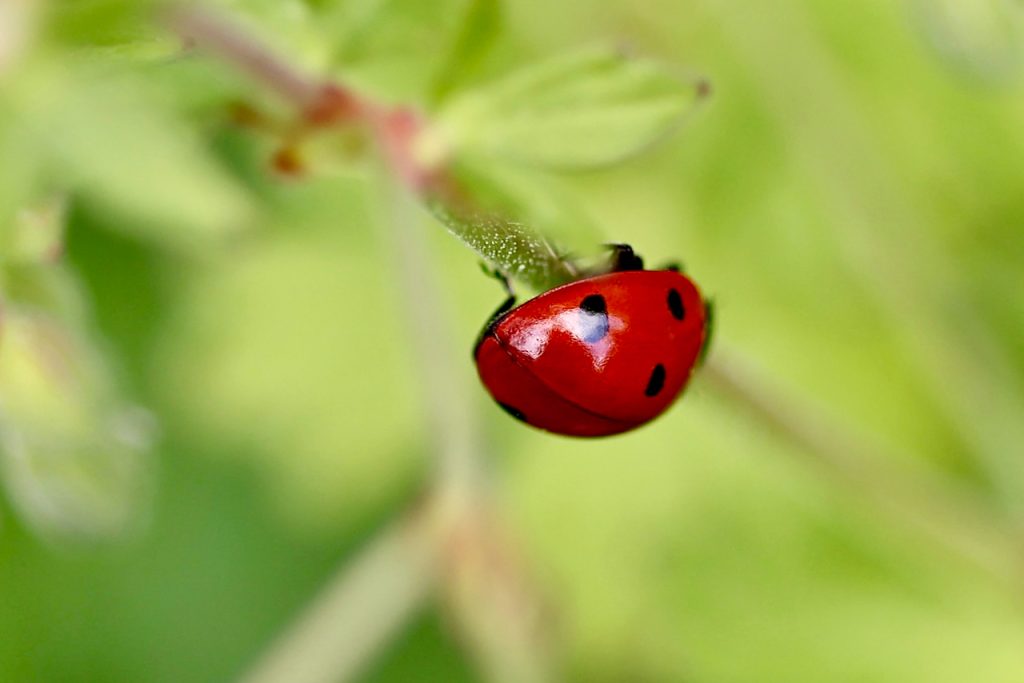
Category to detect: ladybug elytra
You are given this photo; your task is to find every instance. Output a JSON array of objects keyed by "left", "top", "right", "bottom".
[{"left": 474, "top": 245, "right": 710, "bottom": 437}]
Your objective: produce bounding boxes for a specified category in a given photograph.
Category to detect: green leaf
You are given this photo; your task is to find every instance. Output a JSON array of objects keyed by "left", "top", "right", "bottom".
[
  {"left": 0, "top": 256, "right": 88, "bottom": 324},
  {"left": 20, "top": 66, "right": 254, "bottom": 251},
  {"left": 427, "top": 156, "right": 603, "bottom": 292},
  {"left": 141, "top": 54, "right": 255, "bottom": 118},
  {"left": 324, "top": 0, "right": 499, "bottom": 102},
  {"left": 915, "top": 0, "right": 1024, "bottom": 83},
  {"left": 0, "top": 307, "right": 152, "bottom": 542},
  {"left": 428, "top": 0, "right": 502, "bottom": 105},
  {"left": 45, "top": 0, "right": 160, "bottom": 47},
  {"left": 3, "top": 196, "right": 66, "bottom": 266},
  {"left": 436, "top": 46, "right": 710, "bottom": 170},
  {"left": 0, "top": 111, "right": 41, "bottom": 258},
  {"left": 214, "top": 0, "right": 333, "bottom": 72}
]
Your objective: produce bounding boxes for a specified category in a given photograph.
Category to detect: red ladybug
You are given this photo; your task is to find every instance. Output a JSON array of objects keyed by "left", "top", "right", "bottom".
[{"left": 474, "top": 245, "right": 711, "bottom": 437}]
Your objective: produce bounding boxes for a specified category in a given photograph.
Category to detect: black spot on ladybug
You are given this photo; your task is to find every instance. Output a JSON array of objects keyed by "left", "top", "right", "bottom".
[
  {"left": 645, "top": 364, "right": 666, "bottom": 397},
  {"left": 580, "top": 294, "right": 607, "bottom": 314},
  {"left": 578, "top": 294, "right": 610, "bottom": 343},
  {"left": 667, "top": 289, "right": 685, "bottom": 321},
  {"left": 498, "top": 402, "right": 527, "bottom": 423}
]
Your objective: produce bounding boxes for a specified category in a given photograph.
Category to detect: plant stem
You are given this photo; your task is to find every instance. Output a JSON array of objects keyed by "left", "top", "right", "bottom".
[
  {"left": 703, "top": 347, "right": 1024, "bottom": 588},
  {"left": 168, "top": 6, "right": 1024, "bottom": 679},
  {"left": 700, "top": 0, "right": 1024, "bottom": 509},
  {"left": 164, "top": 5, "right": 323, "bottom": 107},
  {"left": 238, "top": 511, "right": 437, "bottom": 683},
  {"left": 376, "top": 172, "right": 483, "bottom": 494},
  {"left": 377, "top": 176, "right": 557, "bottom": 683},
  {"left": 167, "top": 9, "right": 558, "bottom": 681}
]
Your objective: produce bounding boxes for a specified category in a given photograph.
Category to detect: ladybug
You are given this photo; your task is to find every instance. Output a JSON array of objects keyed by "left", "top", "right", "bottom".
[{"left": 474, "top": 245, "right": 712, "bottom": 437}]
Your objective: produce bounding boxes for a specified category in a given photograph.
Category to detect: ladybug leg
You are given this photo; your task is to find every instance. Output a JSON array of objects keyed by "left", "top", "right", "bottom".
[
  {"left": 604, "top": 243, "right": 645, "bottom": 272},
  {"left": 660, "top": 261, "right": 685, "bottom": 273},
  {"left": 473, "top": 263, "right": 518, "bottom": 357},
  {"left": 472, "top": 294, "right": 516, "bottom": 358},
  {"left": 489, "top": 294, "right": 517, "bottom": 322},
  {"left": 698, "top": 296, "right": 716, "bottom": 366},
  {"left": 478, "top": 262, "right": 516, "bottom": 297}
]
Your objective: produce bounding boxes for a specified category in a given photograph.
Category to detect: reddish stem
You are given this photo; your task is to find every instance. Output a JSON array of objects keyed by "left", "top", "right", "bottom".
[
  {"left": 166, "top": 5, "right": 323, "bottom": 107},
  {"left": 166, "top": 5, "right": 440, "bottom": 190}
]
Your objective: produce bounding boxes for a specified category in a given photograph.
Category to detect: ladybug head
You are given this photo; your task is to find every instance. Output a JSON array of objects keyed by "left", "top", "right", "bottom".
[{"left": 605, "top": 243, "right": 645, "bottom": 272}]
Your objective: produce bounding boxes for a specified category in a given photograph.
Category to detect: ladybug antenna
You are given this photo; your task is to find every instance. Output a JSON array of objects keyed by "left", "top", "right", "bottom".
[
  {"left": 698, "top": 296, "right": 716, "bottom": 366},
  {"left": 542, "top": 236, "right": 579, "bottom": 278}
]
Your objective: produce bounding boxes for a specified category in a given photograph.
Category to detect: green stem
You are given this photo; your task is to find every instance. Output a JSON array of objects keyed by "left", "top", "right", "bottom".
[
  {"left": 239, "top": 512, "right": 437, "bottom": 683},
  {"left": 703, "top": 347, "right": 1024, "bottom": 588}
]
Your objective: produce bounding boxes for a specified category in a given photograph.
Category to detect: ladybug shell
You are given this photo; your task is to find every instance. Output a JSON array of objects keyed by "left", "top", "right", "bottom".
[{"left": 474, "top": 269, "right": 706, "bottom": 437}]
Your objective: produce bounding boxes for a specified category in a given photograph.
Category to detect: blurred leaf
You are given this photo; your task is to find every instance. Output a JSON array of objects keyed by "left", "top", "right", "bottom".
[
  {"left": 0, "top": 259, "right": 88, "bottom": 325},
  {"left": 216, "top": 0, "right": 334, "bottom": 70},
  {"left": 0, "top": 307, "right": 153, "bottom": 542},
  {"left": 3, "top": 195, "right": 66, "bottom": 265},
  {"left": 914, "top": 0, "right": 1024, "bottom": 83},
  {"left": 428, "top": 0, "right": 502, "bottom": 105},
  {"left": 325, "top": 0, "right": 497, "bottom": 101},
  {"left": 436, "top": 46, "right": 709, "bottom": 171},
  {"left": 142, "top": 55, "right": 255, "bottom": 118},
  {"left": 0, "top": 408, "right": 153, "bottom": 543},
  {"left": 0, "top": 112, "right": 40, "bottom": 258},
  {"left": 20, "top": 66, "right": 254, "bottom": 251},
  {"left": 0, "top": 0, "right": 36, "bottom": 77},
  {"left": 46, "top": 0, "right": 160, "bottom": 47}
]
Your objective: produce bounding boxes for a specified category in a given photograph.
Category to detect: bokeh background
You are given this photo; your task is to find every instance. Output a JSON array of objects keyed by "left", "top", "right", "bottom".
[{"left": 2, "top": 0, "right": 1024, "bottom": 681}]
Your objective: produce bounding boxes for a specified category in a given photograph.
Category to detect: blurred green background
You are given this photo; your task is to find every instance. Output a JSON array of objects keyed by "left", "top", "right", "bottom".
[{"left": 2, "top": 0, "right": 1024, "bottom": 681}]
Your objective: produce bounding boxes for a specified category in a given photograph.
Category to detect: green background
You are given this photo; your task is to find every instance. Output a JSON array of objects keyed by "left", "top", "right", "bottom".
[{"left": 2, "top": 0, "right": 1024, "bottom": 681}]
